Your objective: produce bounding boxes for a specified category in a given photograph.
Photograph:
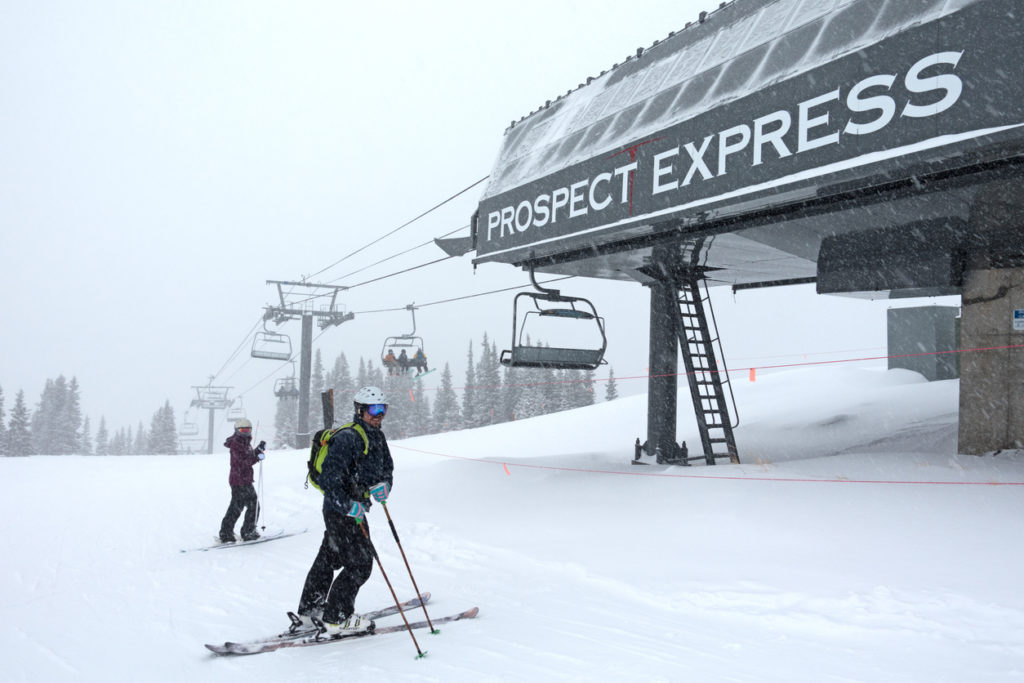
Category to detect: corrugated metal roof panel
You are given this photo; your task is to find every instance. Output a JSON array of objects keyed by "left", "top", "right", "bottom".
[{"left": 482, "top": 0, "right": 979, "bottom": 200}]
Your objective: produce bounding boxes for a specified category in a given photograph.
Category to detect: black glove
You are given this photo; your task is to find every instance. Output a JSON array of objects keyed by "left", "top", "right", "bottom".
[{"left": 254, "top": 440, "right": 266, "bottom": 456}]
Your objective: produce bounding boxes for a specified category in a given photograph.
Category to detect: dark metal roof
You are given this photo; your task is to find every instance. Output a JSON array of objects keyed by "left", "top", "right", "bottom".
[
  {"left": 471, "top": 0, "right": 1023, "bottom": 296},
  {"left": 481, "top": 0, "right": 976, "bottom": 201}
]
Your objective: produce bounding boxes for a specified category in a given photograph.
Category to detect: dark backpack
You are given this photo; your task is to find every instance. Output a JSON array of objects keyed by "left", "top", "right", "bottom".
[{"left": 305, "top": 423, "right": 368, "bottom": 493}]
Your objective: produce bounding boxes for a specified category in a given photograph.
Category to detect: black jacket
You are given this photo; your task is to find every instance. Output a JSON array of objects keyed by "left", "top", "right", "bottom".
[{"left": 319, "top": 416, "right": 394, "bottom": 515}]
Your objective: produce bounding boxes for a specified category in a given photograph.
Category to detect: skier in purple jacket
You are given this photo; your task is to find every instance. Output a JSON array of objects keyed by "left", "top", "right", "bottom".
[{"left": 219, "top": 418, "right": 266, "bottom": 543}]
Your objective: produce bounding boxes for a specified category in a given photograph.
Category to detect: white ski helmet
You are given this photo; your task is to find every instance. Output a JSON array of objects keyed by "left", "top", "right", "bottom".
[
  {"left": 353, "top": 386, "right": 387, "bottom": 407},
  {"left": 234, "top": 418, "right": 252, "bottom": 430}
]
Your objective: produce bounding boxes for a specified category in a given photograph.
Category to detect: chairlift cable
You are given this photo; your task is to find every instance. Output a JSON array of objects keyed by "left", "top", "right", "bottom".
[
  {"left": 326, "top": 224, "right": 469, "bottom": 284},
  {"left": 224, "top": 355, "right": 255, "bottom": 384},
  {"left": 265, "top": 254, "right": 459, "bottom": 311},
  {"left": 346, "top": 256, "right": 455, "bottom": 289},
  {"left": 202, "top": 178, "right": 484, "bottom": 402},
  {"left": 269, "top": 223, "right": 472, "bottom": 310},
  {"left": 414, "top": 276, "right": 575, "bottom": 308},
  {"left": 210, "top": 315, "right": 265, "bottom": 383},
  {"left": 236, "top": 326, "right": 333, "bottom": 399},
  {"left": 352, "top": 276, "right": 576, "bottom": 315},
  {"left": 304, "top": 175, "right": 487, "bottom": 282}
]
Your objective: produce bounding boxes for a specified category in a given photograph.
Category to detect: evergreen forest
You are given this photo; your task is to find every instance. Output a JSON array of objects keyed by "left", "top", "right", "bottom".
[{"left": 1, "top": 333, "right": 619, "bottom": 456}]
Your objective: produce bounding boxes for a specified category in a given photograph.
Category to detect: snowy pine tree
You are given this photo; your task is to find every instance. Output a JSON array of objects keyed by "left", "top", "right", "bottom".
[
  {"left": 605, "top": 367, "right": 619, "bottom": 401},
  {"left": 310, "top": 349, "right": 325, "bottom": 422},
  {"left": 133, "top": 422, "right": 146, "bottom": 454},
  {"left": 540, "top": 362, "right": 560, "bottom": 416},
  {"left": 274, "top": 395, "right": 298, "bottom": 449},
  {"left": 511, "top": 336, "right": 548, "bottom": 419},
  {"left": 330, "top": 352, "right": 355, "bottom": 410},
  {"left": 513, "top": 367, "right": 545, "bottom": 420},
  {"left": 582, "top": 369, "right": 597, "bottom": 407},
  {"left": 94, "top": 417, "right": 109, "bottom": 456},
  {"left": 148, "top": 401, "right": 178, "bottom": 454},
  {"left": 475, "top": 334, "right": 502, "bottom": 427},
  {"left": 368, "top": 362, "right": 384, "bottom": 389},
  {"left": 63, "top": 377, "right": 83, "bottom": 454},
  {"left": 556, "top": 370, "right": 573, "bottom": 412},
  {"left": 563, "top": 369, "right": 594, "bottom": 409},
  {"left": 31, "top": 378, "right": 60, "bottom": 455},
  {"left": 113, "top": 427, "right": 128, "bottom": 456},
  {"left": 407, "top": 377, "right": 430, "bottom": 437},
  {"left": 7, "top": 390, "right": 32, "bottom": 456},
  {"left": 81, "top": 416, "right": 93, "bottom": 455},
  {"left": 431, "top": 363, "right": 461, "bottom": 433},
  {"left": 501, "top": 365, "right": 522, "bottom": 422},
  {"left": 462, "top": 341, "right": 476, "bottom": 428},
  {"left": 382, "top": 371, "right": 413, "bottom": 439},
  {"left": 0, "top": 384, "right": 6, "bottom": 456},
  {"left": 356, "top": 358, "right": 368, "bottom": 388}
]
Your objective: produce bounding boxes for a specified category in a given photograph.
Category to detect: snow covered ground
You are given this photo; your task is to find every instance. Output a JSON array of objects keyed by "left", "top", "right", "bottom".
[{"left": 3, "top": 365, "right": 1023, "bottom": 682}]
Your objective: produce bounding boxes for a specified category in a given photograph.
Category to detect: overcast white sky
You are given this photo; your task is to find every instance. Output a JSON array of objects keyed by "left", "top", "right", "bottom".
[{"left": 0, "top": 0, "right": 949, "bottom": 442}]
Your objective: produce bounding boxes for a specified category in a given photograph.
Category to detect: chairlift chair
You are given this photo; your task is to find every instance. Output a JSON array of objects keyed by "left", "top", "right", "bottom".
[
  {"left": 380, "top": 304, "right": 429, "bottom": 374},
  {"left": 274, "top": 361, "right": 301, "bottom": 399},
  {"left": 274, "top": 376, "right": 300, "bottom": 399},
  {"left": 500, "top": 271, "right": 608, "bottom": 371},
  {"left": 380, "top": 335, "right": 426, "bottom": 361},
  {"left": 225, "top": 399, "right": 246, "bottom": 422},
  {"left": 180, "top": 414, "right": 199, "bottom": 437},
  {"left": 251, "top": 326, "right": 292, "bottom": 361}
]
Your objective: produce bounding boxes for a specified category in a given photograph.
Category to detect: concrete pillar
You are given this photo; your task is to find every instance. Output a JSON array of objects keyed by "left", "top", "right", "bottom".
[
  {"left": 957, "top": 181, "right": 1024, "bottom": 454},
  {"left": 957, "top": 267, "right": 1024, "bottom": 453}
]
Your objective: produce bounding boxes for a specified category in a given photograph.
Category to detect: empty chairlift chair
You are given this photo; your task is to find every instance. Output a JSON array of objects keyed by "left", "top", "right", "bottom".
[
  {"left": 251, "top": 326, "right": 293, "bottom": 361},
  {"left": 500, "top": 272, "right": 607, "bottom": 371},
  {"left": 225, "top": 399, "right": 246, "bottom": 422},
  {"left": 180, "top": 413, "right": 199, "bottom": 437}
]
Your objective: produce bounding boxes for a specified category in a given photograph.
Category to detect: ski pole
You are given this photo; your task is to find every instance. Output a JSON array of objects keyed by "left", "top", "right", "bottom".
[
  {"left": 380, "top": 501, "right": 436, "bottom": 632},
  {"left": 257, "top": 460, "right": 265, "bottom": 531},
  {"left": 255, "top": 421, "right": 265, "bottom": 531},
  {"left": 358, "top": 521, "right": 427, "bottom": 658}
]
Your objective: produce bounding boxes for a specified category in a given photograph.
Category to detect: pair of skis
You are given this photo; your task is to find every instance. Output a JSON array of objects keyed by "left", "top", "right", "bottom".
[
  {"left": 205, "top": 592, "right": 479, "bottom": 656},
  {"left": 180, "top": 528, "right": 308, "bottom": 553}
]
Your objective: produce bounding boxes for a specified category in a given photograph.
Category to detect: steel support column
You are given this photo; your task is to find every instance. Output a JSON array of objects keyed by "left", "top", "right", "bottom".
[
  {"left": 647, "top": 279, "right": 680, "bottom": 462},
  {"left": 207, "top": 408, "right": 216, "bottom": 455},
  {"left": 296, "top": 313, "right": 313, "bottom": 449}
]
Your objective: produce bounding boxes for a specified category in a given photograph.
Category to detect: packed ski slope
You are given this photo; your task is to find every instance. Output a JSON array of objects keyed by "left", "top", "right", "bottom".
[{"left": 3, "top": 366, "right": 1023, "bottom": 682}]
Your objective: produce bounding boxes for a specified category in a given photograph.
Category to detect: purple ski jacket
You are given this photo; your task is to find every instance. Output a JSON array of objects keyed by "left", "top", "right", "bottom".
[{"left": 224, "top": 433, "right": 260, "bottom": 486}]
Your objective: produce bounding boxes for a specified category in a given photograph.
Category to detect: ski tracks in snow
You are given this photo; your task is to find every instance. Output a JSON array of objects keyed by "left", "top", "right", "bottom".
[{"left": 410, "top": 524, "right": 1024, "bottom": 681}]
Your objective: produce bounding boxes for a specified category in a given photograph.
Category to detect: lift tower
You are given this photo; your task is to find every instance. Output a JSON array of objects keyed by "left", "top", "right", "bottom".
[
  {"left": 190, "top": 381, "right": 233, "bottom": 454},
  {"left": 263, "top": 280, "right": 354, "bottom": 448}
]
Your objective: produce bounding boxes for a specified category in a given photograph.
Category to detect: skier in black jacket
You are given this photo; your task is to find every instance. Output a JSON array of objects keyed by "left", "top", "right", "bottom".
[{"left": 294, "top": 386, "right": 394, "bottom": 638}]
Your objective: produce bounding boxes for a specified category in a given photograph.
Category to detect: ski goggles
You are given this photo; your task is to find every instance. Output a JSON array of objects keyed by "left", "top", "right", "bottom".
[
  {"left": 237, "top": 427, "right": 252, "bottom": 433},
  {"left": 366, "top": 404, "right": 388, "bottom": 417}
]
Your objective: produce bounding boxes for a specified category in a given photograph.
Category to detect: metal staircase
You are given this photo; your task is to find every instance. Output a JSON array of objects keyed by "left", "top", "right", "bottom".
[{"left": 674, "top": 275, "right": 739, "bottom": 465}]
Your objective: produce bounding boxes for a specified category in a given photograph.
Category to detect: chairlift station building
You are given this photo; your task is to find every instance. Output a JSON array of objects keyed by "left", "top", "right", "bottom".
[{"left": 466, "top": 0, "right": 1024, "bottom": 459}]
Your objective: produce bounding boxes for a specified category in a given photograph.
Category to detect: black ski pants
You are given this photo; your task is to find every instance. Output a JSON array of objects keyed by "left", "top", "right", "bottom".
[
  {"left": 298, "top": 509, "right": 374, "bottom": 623},
  {"left": 220, "top": 484, "right": 258, "bottom": 538}
]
